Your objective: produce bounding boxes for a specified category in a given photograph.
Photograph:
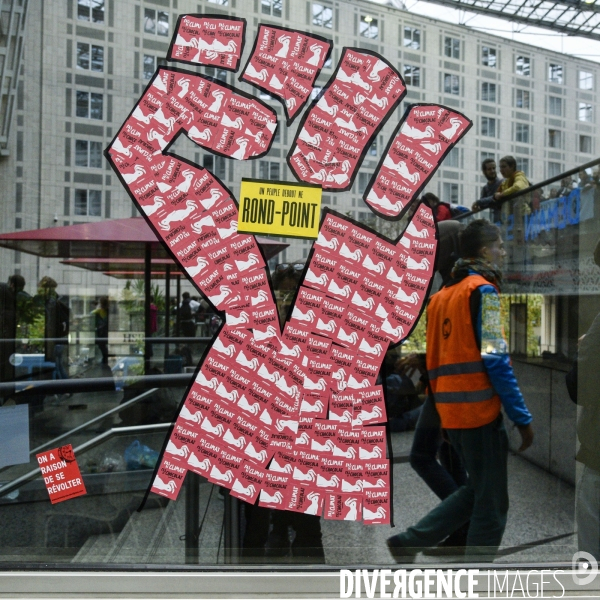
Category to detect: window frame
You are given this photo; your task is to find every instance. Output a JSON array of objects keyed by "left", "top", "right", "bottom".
[
  {"left": 515, "top": 123, "right": 530, "bottom": 144},
  {"left": 444, "top": 36, "right": 460, "bottom": 60},
  {"left": 75, "top": 91, "right": 104, "bottom": 120},
  {"left": 403, "top": 26, "right": 420, "bottom": 50},
  {"left": 443, "top": 73, "right": 459, "bottom": 96},
  {"left": 312, "top": 2, "right": 332, "bottom": 28},
  {"left": 548, "top": 96, "right": 562, "bottom": 117},
  {"left": 76, "top": 42, "right": 104, "bottom": 73},
  {"left": 578, "top": 70, "right": 594, "bottom": 90},
  {"left": 579, "top": 134, "right": 592, "bottom": 154},
  {"left": 77, "top": 0, "right": 105, "bottom": 24},
  {"left": 481, "top": 46, "right": 497, "bottom": 68},
  {"left": 516, "top": 89, "right": 530, "bottom": 110},
  {"left": 481, "top": 82, "right": 496, "bottom": 103},
  {"left": 481, "top": 116, "right": 496, "bottom": 138},
  {"left": 144, "top": 8, "right": 169, "bottom": 37},
  {"left": 75, "top": 140, "right": 103, "bottom": 168},
  {"left": 548, "top": 63, "right": 563, "bottom": 85},
  {"left": 74, "top": 189, "right": 102, "bottom": 217},
  {"left": 261, "top": 0, "right": 283, "bottom": 17},
  {"left": 516, "top": 55, "right": 530, "bottom": 76},
  {"left": 578, "top": 102, "right": 593, "bottom": 122},
  {"left": 359, "top": 15, "right": 379, "bottom": 39},
  {"left": 404, "top": 65, "right": 420, "bottom": 88},
  {"left": 547, "top": 129, "right": 562, "bottom": 149}
]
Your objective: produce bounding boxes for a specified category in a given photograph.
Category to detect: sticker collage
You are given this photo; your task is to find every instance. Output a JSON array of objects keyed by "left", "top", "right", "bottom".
[{"left": 106, "top": 14, "right": 472, "bottom": 524}]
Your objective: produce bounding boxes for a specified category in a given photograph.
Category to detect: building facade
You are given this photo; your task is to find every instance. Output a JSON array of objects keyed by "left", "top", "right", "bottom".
[{"left": 1, "top": 0, "right": 598, "bottom": 287}]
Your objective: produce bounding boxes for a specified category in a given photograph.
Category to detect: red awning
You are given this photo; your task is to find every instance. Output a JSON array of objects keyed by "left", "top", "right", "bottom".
[{"left": 0, "top": 217, "right": 288, "bottom": 261}]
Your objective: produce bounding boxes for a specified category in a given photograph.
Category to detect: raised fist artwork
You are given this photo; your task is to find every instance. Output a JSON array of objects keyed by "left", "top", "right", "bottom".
[{"left": 106, "top": 15, "right": 472, "bottom": 524}]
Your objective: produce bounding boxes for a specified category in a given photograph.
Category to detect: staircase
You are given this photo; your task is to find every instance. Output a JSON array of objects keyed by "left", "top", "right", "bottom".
[{"left": 72, "top": 483, "right": 224, "bottom": 565}]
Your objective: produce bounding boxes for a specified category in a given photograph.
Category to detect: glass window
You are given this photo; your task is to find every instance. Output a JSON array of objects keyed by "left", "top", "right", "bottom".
[
  {"left": 90, "top": 93, "right": 103, "bottom": 119},
  {"left": 262, "top": 0, "right": 282, "bottom": 17},
  {"left": 76, "top": 43, "right": 103, "bottom": 72},
  {"left": 481, "top": 116, "right": 496, "bottom": 137},
  {"left": 444, "top": 73, "right": 459, "bottom": 95},
  {"left": 443, "top": 182, "right": 459, "bottom": 204},
  {"left": 481, "top": 82, "right": 496, "bottom": 103},
  {"left": 259, "top": 161, "right": 280, "bottom": 180},
  {"left": 580, "top": 134, "right": 592, "bottom": 153},
  {"left": 75, "top": 140, "right": 103, "bottom": 167},
  {"left": 143, "top": 55, "right": 155, "bottom": 80},
  {"left": 77, "top": 0, "right": 104, "bottom": 23},
  {"left": 548, "top": 64, "right": 563, "bottom": 84},
  {"left": 516, "top": 55, "right": 530, "bottom": 76},
  {"left": 360, "top": 15, "right": 378, "bottom": 39},
  {"left": 579, "top": 70, "right": 593, "bottom": 90},
  {"left": 404, "top": 26, "right": 420, "bottom": 50},
  {"left": 482, "top": 46, "right": 496, "bottom": 68},
  {"left": 207, "top": 0, "right": 228, "bottom": 4},
  {"left": 578, "top": 102, "right": 592, "bottom": 122},
  {"left": 74, "top": 189, "right": 102, "bottom": 216},
  {"left": 515, "top": 123, "right": 530, "bottom": 144},
  {"left": 548, "top": 162, "right": 562, "bottom": 178},
  {"left": 323, "top": 56, "right": 332, "bottom": 69},
  {"left": 75, "top": 91, "right": 103, "bottom": 120},
  {"left": 358, "top": 172, "right": 370, "bottom": 193},
  {"left": 548, "top": 129, "right": 562, "bottom": 149},
  {"left": 404, "top": 65, "right": 420, "bottom": 88},
  {"left": 516, "top": 157, "right": 530, "bottom": 174},
  {"left": 313, "top": 3, "right": 332, "bottom": 28},
  {"left": 204, "top": 67, "right": 228, "bottom": 83},
  {"left": 445, "top": 147, "right": 459, "bottom": 168},
  {"left": 516, "top": 89, "right": 530, "bottom": 109},
  {"left": 548, "top": 96, "right": 562, "bottom": 116},
  {"left": 444, "top": 36, "right": 460, "bottom": 59},
  {"left": 144, "top": 8, "right": 156, "bottom": 34},
  {"left": 203, "top": 155, "right": 227, "bottom": 180},
  {"left": 368, "top": 137, "right": 377, "bottom": 156},
  {"left": 144, "top": 9, "right": 169, "bottom": 36}
]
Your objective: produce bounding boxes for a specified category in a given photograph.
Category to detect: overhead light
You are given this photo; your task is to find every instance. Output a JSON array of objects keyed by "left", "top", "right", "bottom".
[{"left": 364, "top": 15, "right": 373, "bottom": 22}]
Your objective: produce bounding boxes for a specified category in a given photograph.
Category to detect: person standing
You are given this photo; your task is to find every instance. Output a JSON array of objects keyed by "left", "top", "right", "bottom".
[
  {"left": 387, "top": 219, "right": 534, "bottom": 562},
  {"left": 92, "top": 296, "right": 109, "bottom": 365},
  {"left": 178, "top": 292, "right": 197, "bottom": 339},
  {"left": 471, "top": 159, "right": 502, "bottom": 221},
  {"left": 36, "top": 277, "right": 70, "bottom": 379}
]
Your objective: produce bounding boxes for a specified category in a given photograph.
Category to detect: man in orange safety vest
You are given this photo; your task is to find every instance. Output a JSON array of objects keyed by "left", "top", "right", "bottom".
[{"left": 387, "top": 219, "right": 534, "bottom": 562}]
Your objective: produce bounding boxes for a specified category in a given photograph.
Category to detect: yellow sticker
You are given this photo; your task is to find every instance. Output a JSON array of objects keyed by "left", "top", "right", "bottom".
[{"left": 238, "top": 178, "right": 322, "bottom": 239}]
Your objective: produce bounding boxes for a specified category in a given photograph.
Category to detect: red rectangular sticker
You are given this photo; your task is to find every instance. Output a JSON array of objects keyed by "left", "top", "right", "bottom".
[{"left": 36, "top": 445, "right": 86, "bottom": 504}]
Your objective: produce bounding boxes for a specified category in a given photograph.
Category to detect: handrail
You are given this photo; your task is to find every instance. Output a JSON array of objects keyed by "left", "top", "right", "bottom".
[
  {"left": 0, "top": 422, "right": 171, "bottom": 499},
  {"left": 0, "top": 372, "right": 192, "bottom": 396},
  {"left": 1, "top": 336, "right": 214, "bottom": 344},
  {"left": 455, "top": 156, "right": 600, "bottom": 221},
  {"left": 0, "top": 387, "right": 160, "bottom": 477}
]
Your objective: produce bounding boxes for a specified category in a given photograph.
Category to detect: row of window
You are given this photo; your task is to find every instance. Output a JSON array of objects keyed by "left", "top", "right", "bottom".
[{"left": 479, "top": 118, "right": 593, "bottom": 149}]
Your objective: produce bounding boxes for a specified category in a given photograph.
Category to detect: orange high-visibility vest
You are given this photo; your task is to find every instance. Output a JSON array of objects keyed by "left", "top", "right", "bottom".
[{"left": 426, "top": 274, "right": 501, "bottom": 429}]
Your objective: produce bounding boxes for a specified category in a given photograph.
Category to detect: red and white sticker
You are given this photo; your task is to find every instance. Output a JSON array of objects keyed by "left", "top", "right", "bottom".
[
  {"left": 364, "top": 104, "right": 472, "bottom": 219},
  {"left": 241, "top": 25, "right": 332, "bottom": 124},
  {"left": 168, "top": 15, "right": 246, "bottom": 71},
  {"left": 36, "top": 445, "right": 86, "bottom": 504},
  {"left": 288, "top": 48, "right": 406, "bottom": 190}
]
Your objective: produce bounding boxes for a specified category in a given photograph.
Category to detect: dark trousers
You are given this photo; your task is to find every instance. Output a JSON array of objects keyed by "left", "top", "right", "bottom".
[
  {"left": 410, "top": 395, "right": 467, "bottom": 500},
  {"left": 395, "top": 415, "right": 509, "bottom": 560}
]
